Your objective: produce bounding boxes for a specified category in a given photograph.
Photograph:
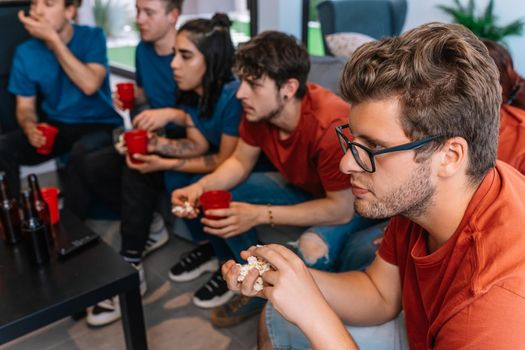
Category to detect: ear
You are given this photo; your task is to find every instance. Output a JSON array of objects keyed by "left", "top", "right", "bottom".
[
  {"left": 65, "top": 4, "right": 77, "bottom": 21},
  {"left": 436, "top": 137, "right": 469, "bottom": 178},
  {"left": 168, "top": 8, "right": 180, "bottom": 25},
  {"left": 280, "top": 78, "right": 300, "bottom": 100}
]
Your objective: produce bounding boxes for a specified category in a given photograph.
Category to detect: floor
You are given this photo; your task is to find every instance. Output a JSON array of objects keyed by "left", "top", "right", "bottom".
[{"left": 0, "top": 170, "right": 259, "bottom": 350}]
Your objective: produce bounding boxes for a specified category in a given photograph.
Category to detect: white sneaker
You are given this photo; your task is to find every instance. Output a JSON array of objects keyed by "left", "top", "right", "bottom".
[
  {"left": 86, "top": 264, "right": 146, "bottom": 327},
  {"left": 86, "top": 296, "right": 121, "bottom": 327},
  {"left": 143, "top": 212, "right": 169, "bottom": 257}
]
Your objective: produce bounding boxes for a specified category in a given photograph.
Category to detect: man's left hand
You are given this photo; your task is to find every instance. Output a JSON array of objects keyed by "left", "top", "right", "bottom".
[
  {"left": 201, "top": 202, "right": 263, "bottom": 238},
  {"left": 18, "top": 10, "right": 59, "bottom": 43},
  {"left": 125, "top": 153, "right": 173, "bottom": 173}
]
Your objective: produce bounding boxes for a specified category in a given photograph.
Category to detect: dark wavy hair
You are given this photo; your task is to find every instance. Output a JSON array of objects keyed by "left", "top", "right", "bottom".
[
  {"left": 176, "top": 13, "right": 235, "bottom": 118},
  {"left": 234, "top": 31, "right": 310, "bottom": 99},
  {"left": 482, "top": 40, "right": 525, "bottom": 110}
]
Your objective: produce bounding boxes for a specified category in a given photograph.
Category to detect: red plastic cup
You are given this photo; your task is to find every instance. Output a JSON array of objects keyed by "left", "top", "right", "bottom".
[
  {"left": 36, "top": 124, "right": 58, "bottom": 155},
  {"left": 199, "top": 190, "right": 232, "bottom": 220},
  {"left": 116, "top": 82, "right": 135, "bottom": 110},
  {"left": 41, "top": 187, "right": 60, "bottom": 224},
  {"left": 124, "top": 129, "right": 148, "bottom": 164}
]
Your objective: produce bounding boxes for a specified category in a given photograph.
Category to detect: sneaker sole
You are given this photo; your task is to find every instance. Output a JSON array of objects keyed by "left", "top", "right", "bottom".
[
  {"left": 142, "top": 233, "right": 169, "bottom": 258},
  {"left": 193, "top": 290, "right": 235, "bottom": 309},
  {"left": 86, "top": 311, "right": 122, "bottom": 327},
  {"left": 168, "top": 259, "right": 219, "bottom": 282}
]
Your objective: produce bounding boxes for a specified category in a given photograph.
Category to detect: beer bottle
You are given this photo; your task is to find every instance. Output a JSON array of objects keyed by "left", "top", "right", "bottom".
[
  {"left": 20, "top": 190, "right": 50, "bottom": 265},
  {"left": 27, "top": 174, "right": 53, "bottom": 243},
  {"left": 0, "top": 172, "right": 22, "bottom": 244}
]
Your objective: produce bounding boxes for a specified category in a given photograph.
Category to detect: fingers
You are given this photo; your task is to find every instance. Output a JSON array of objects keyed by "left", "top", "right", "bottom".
[
  {"left": 252, "top": 244, "right": 299, "bottom": 272},
  {"left": 222, "top": 260, "right": 241, "bottom": 291}
]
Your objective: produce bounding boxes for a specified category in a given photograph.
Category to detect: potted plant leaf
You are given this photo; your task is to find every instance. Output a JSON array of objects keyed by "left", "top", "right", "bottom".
[{"left": 438, "top": 0, "right": 524, "bottom": 42}]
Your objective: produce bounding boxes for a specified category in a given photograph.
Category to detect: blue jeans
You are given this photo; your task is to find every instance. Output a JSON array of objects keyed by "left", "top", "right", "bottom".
[
  {"left": 265, "top": 302, "right": 408, "bottom": 350},
  {"left": 207, "top": 172, "right": 381, "bottom": 271}
]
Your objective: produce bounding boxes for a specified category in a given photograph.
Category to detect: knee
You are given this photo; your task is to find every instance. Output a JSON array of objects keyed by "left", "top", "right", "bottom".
[{"left": 298, "top": 232, "right": 328, "bottom": 265}]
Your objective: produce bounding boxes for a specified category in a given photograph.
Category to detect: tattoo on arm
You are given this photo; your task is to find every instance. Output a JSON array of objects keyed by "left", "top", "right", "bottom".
[
  {"left": 159, "top": 139, "right": 197, "bottom": 157},
  {"left": 172, "top": 158, "right": 187, "bottom": 170},
  {"left": 203, "top": 154, "right": 217, "bottom": 169}
]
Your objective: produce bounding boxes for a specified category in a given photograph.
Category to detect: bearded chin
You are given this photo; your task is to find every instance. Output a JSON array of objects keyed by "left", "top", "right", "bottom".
[{"left": 354, "top": 161, "right": 435, "bottom": 220}]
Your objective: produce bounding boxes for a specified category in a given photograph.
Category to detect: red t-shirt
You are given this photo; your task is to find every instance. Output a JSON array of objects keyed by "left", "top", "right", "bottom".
[
  {"left": 379, "top": 162, "right": 525, "bottom": 349},
  {"left": 239, "top": 83, "right": 351, "bottom": 197},
  {"left": 498, "top": 104, "right": 525, "bottom": 175}
]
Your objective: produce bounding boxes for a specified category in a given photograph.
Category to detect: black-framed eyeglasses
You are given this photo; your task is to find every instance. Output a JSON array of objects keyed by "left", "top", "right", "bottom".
[{"left": 336, "top": 124, "right": 442, "bottom": 173}]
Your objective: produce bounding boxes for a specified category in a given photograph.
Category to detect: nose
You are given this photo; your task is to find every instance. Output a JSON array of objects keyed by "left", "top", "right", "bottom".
[
  {"left": 236, "top": 81, "right": 248, "bottom": 100},
  {"left": 339, "top": 150, "right": 363, "bottom": 175},
  {"left": 170, "top": 53, "right": 180, "bottom": 71},
  {"left": 31, "top": 0, "right": 44, "bottom": 15},
  {"left": 136, "top": 11, "right": 145, "bottom": 24}
]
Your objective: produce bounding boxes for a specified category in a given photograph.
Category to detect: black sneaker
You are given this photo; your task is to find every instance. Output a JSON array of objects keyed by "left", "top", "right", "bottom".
[
  {"left": 168, "top": 243, "right": 218, "bottom": 282},
  {"left": 193, "top": 270, "right": 234, "bottom": 308}
]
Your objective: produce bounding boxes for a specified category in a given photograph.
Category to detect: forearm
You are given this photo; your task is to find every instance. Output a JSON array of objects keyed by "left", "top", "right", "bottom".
[
  {"left": 169, "top": 153, "right": 223, "bottom": 173},
  {"left": 16, "top": 105, "right": 38, "bottom": 130},
  {"left": 264, "top": 196, "right": 354, "bottom": 227},
  {"left": 156, "top": 138, "right": 205, "bottom": 158},
  {"left": 198, "top": 156, "right": 251, "bottom": 191},
  {"left": 311, "top": 269, "right": 400, "bottom": 326},
  {"left": 49, "top": 38, "right": 103, "bottom": 95},
  {"left": 300, "top": 306, "right": 358, "bottom": 350}
]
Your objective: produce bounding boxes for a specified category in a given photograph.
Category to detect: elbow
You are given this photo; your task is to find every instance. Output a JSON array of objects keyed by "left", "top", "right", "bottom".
[
  {"left": 81, "top": 85, "right": 99, "bottom": 96},
  {"left": 332, "top": 208, "right": 355, "bottom": 225}
]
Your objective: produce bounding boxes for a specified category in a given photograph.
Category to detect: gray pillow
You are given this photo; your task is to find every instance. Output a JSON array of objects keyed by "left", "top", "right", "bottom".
[{"left": 308, "top": 55, "right": 348, "bottom": 95}]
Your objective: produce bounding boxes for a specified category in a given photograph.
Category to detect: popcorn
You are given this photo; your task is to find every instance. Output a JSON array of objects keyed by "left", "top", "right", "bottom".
[
  {"left": 172, "top": 201, "right": 196, "bottom": 215},
  {"left": 237, "top": 254, "right": 271, "bottom": 292}
]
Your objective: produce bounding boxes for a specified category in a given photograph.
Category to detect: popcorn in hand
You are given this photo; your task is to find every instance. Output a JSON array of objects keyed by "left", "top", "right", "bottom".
[
  {"left": 237, "top": 255, "right": 271, "bottom": 292},
  {"left": 172, "top": 201, "right": 196, "bottom": 215}
]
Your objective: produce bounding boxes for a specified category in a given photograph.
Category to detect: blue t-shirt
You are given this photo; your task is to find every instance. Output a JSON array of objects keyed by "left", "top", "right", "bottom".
[
  {"left": 8, "top": 24, "right": 120, "bottom": 125},
  {"left": 183, "top": 79, "right": 241, "bottom": 152},
  {"left": 135, "top": 41, "right": 177, "bottom": 109}
]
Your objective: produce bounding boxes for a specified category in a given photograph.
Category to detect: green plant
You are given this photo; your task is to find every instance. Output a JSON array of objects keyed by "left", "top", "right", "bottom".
[{"left": 438, "top": 0, "right": 524, "bottom": 42}]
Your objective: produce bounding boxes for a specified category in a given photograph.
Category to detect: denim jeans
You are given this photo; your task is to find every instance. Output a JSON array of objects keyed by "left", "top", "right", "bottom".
[
  {"left": 206, "top": 172, "right": 380, "bottom": 271},
  {"left": 265, "top": 302, "right": 409, "bottom": 350}
]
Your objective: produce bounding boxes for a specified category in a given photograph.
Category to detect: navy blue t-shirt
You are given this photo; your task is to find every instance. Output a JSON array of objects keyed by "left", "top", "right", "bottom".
[
  {"left": 135, "top": 41, "right": 177, "bottom": 109},
  {"left": 183, "top": 79, "right": 241, "bottom": 152},
  {"left": 8, "top": 24, "right": 120, "bottom": 125}
]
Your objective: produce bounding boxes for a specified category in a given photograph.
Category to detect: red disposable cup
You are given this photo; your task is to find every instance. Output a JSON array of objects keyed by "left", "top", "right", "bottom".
[
  {"left": 116, "top": 82, "right": 135, "bottom": 110},
  {"left": 41, "top": 187, "right": 60, "bottom": 224},
  {"left": 36, "top": 124, "right": 58, "bottom": 155},
  {"left": 199, "top": 190, "right": 232, "bottom": 220},
  {"left": 124, "top": 129, "right": 148, "bottom": 164}
]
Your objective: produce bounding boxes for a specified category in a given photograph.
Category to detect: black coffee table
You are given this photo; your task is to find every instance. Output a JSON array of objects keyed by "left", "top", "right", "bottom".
[{"left": 0, "top": 209, "right": 147, "bottom": 349}]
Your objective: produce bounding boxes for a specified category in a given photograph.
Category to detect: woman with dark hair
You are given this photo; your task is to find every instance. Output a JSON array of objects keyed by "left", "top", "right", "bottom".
[
  {"left": 483, "top": 39, "right": 525, "bottom": 175},
  {"left": 86, "top": 13, "right": 242, "bottom": 327}
]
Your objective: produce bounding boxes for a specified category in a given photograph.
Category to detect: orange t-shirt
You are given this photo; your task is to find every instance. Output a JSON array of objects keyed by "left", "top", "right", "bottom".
[
  {"left": 379, "top": 161, "right": 525, "bottom": 349},
  {"left": 498, "top": 104, "right": 525, "bottom": 175},
  {"left": 239, "top": 83, "right": 351, "bottom": 197}
]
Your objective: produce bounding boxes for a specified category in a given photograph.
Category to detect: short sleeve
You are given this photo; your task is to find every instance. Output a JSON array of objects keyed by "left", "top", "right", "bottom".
[
  {"left": 377, "top": 219, "right": 398, "bottom": 266},
  {"left": 8, "top": 47, "right": 36, "bottom": 97},
  {"left": 315, "top": 121, "right": 351, "bottom": 192},
  {"left": 82, "top": 27, "right": 108, "bottom": 65},
  {"left": 239, "top": 116, "right": 260, "bottom": 146},
  {"left": 135, "top": 43, "right": 143, "bottom": 87},
  {"left": 220, "top": 94, "right": 242, "bottom": 136}
]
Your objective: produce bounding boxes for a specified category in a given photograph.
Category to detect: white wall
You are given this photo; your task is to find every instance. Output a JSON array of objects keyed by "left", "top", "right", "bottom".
[{"left": 404, "top": 0, "right": 525, "bottom": 74}]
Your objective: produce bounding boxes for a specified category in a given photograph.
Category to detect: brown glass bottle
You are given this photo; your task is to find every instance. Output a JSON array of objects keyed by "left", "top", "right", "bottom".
[
  {"left": 20, "top": 190, "right": 50, "bottom": 265},
  {"left": 27, "top": 174, "right": 53, "bottom": 243},
  {"left": 0, "top": 171, "right": 22, "bottom": 244}
]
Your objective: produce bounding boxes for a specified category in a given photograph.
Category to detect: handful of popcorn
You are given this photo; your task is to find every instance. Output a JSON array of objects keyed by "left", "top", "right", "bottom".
[
  {"left": 172, "top": 201, "right": 196, "bottom": 215},
  {"left": 237, "top": 254, "right": 271, "bottom": 292}
]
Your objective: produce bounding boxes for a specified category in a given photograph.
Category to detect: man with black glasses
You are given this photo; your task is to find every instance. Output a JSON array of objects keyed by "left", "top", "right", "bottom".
[{"left": 223, "top": 23, "right": 525, "bottom": 349}]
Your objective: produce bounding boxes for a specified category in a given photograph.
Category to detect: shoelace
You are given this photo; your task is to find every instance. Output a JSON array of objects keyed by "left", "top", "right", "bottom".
[{"left": 228, "top": 296, "right": 250, "bottom": 312}]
